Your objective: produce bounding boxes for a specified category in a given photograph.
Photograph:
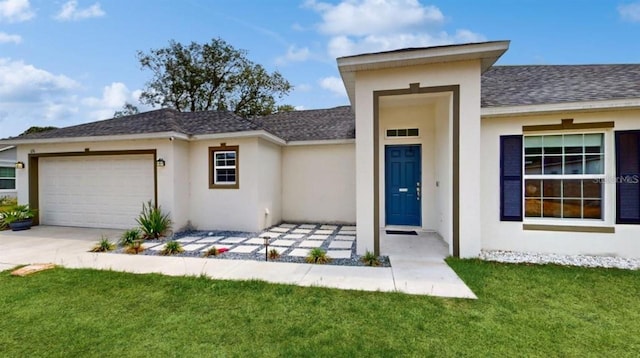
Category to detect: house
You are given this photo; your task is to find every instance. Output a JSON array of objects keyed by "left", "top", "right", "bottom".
[
  {"left": 0, "top": 146, "right": 17, "bottom": 199},
  {"left": 2, "top": 41, "right": 640, "bottom": 259}
]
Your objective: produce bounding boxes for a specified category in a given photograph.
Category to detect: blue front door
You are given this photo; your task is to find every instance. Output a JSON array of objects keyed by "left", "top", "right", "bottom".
[{"left": 385, "top": 145, "right": 421, "bottom": 226}]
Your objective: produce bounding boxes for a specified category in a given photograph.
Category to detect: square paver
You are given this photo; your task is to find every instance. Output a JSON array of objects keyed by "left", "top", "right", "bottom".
[
  {"left": 219, "top": 237, "right": 247, "bottom": 244},
  {"left": 259, "top": 232, "right": 281, "bottom": 238},
  {"left": 288, "top": 248, "right": 310, "bottom": 257},
  {"left": 148, "top": 244, "right": 165, "bottom": 251},
  {"left": 257, "top": 247, "right": 287, "bottom": 255},
  {"left": 298, "top": 224, "right": 317, "bottom": 229},
  {"left": 327, "top": 250, "right": 352, "bottom": 259},
  {"left": 337, "top": 230, "right": 356, "bottom": 236},
  {"left": 334, "top": 235, "right": 356, "bottom": 241},
  {"left": 229, "top": 245, "right": 259, "bottom": 253},
  {"left": 271, "top": 239, "right": 296, "bottom": 247},
  {"left": 329, "top": 241, "right": 353, "bottom": 249},
  {"left": 278, "top": 223, "right": 296, "bottom": 228},
  {"left": 196, "top": 237, "right": 223, "bottom": 243},
  {"left": 298, "top": 240, "right": 323, "bottom": 248},
  {"left": 342, "top": 226, "right": 357, "bottom": 230},
  {"left": 176, "top": 236, "right": 202, "bottom": 243},
  {"left": 292, "top": 228, "right": 311, "bottom": 234},
  {"left": 141, "top": 242, "right": 161, "bottom": 249},
  {"left": 320, "top": 225, "right": 338, "bottom": 230},
  {"left": 200, "top": 244, "right": 232, "bottom": 252},
  {"left": 245, "top": 238, "right": 267, "bottom": 245},
  {"left": 308, "top": 234, "right": 329, "bottom": 240},
  {"left": 182, "top": 244, "right": 207, "bottom": 251},
  {"left": 270, "top": 227, "right": 290, "bottom": 233},
  {"left": 314, "top": 229, "right": 334, "bottom": 235},
  {"left": 284, "top": 233, "right": 304, "bottom": 239}
]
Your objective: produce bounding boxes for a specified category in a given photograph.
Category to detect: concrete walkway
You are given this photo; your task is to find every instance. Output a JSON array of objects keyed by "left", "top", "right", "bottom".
[{"left": 0, "top": 226, "right": 476, "bottom": 299}]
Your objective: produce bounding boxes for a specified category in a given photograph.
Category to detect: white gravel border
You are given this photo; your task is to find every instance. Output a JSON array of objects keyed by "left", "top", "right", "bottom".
[{"left": 479, "top": 250, "right": 640, "bottom": 270}]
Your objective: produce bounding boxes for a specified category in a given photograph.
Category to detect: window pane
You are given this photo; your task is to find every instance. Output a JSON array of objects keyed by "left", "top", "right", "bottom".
[
  {"left": 407, "top": 128, "right": 419, "bottom": 136},
  {"left": 583, "top": 180, "right": 602, "bottom": 199},
  {"left": 584, "top": 133, "right": 603, "bottom": 153},
  {"left": 0, "top": 179, "right": 15, "bottom": 189},
  {"left": 543, "top": 180, "right": 561, "bottom": 197},
  {"left": 524, "top": 136, "right": 542, "bottom": 155},
  {"left": 386, "top": 129, "right": 396, "bottom": 137},
  {"left": 585, "top": 155, "right": 603, "bottom": 174},
  {"left": 543, "top": 199, "right": 562, "bottom": 217},
  {"left": 583, "top": 200, "right": 602, "bottom": 219},
  {"left": 564, "top": 134, "right": 583, "bottom": 154},
  {"left": 525, "top": 179, "right": 542, "bottom": 198},
  {"left": 226, "top": 152, "right": 236, "bottom": 160},
  {"left": 563, "top": 180, "right": 582, "bottom": 198},
  {"left": 525, "top": 198, "right": 542, "bottom": 217},
  {"left": 0, "top": 167, "right": 15, "bottom": 177},
  {"left": 524, "top": 156, "right": 542, "bottom": 174},
  {"left": 543, "top": 156, "right": 562, "bottom": 175},
  {"left": 563, "top": 199, "right": 582, "bottom": 218},
  {"left": 543, "top": 135, "right": 562, "bottom": 154},
  {"left": 563, "top": 155, "right": 583, "bottom": 174}
]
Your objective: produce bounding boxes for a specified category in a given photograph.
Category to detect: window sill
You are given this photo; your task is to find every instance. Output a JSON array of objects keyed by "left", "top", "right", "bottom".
[{"left": 522, "top": 223, "right": 615, "bottom": 233}]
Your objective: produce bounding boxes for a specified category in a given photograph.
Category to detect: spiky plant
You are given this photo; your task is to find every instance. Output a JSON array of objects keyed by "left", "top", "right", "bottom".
[
  {"left": 305, "top": 248, "right": 331, "bottom": 264},
  {"left": 203, "top": 246, "right": 220, "bottom": 257},
  {"left": 125, "top": 241, "right": 145, "bottom": 254},
  {"left": 268, "top": 248, "right": 281, "bottom": 260},
  {"left": 136, "top": 200, "right": 172, "bottom": 239},
  {"left": 90, "top": 236, "right": 115, "bottom": 252},
  {"left": 161, "top": 241, "right": 184, "bottom": 256},
  {"left": 360, "top": 250, "right": 380, "bottom": 266},
  {"left": 119, "top": 228, "right": 142, "bottom": 246}
]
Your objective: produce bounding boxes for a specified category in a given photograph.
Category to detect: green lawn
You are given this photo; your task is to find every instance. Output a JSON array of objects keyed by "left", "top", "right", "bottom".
[{"left": 0, "top": 260, "right": 638, "bottom": 357}]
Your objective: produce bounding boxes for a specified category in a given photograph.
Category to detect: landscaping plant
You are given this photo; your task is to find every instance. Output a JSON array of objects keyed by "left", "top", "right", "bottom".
[
  {"left": 268, "top": 248, "right": 281, "bottom": 260},
  {"left": 125, "top": 241, "right": 145, "bottom": 255},
  {"left": 305, "top": 248, "right": 331, "bottom": 264},
  {"left": 136, "top": 200, "right": 172, "bottom": 239},
  {"left": 203, "top": 246, "right": 220, "bottom": 257},
  {"left": 161, "top": 241, "right": 184, "bottom": 256},
  {"left": 1, "top": 204, "right": 35, "bottom": 225},
  {"left": 361, "top": 250, "right": 381, "bottom": 267},
  {"left": 119, "top": 228, "right": 142, "bottom": 246},
  {"left": 90, "top": 237, "right": 115, "bottom": 252}
]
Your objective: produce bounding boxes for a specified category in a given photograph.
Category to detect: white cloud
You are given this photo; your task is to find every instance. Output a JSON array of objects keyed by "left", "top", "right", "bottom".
[
  {"left": 276, "top": 45, "right": 311, "bottom": 65},
  {"left": 319, "top": 76, "right": 347, "bottom": 97},
  {"left": 0, "top": 31, "right": 21, "bottom": 43},
  {"left": 0, "top": 58, "right": 79, "bottom": 101},
  {"left": 619, "top": 2, "right": 640, "bottom": 22},
  {"left": 296, "top": 83, "right": 312, "bottom": 92},
  {"left": 0, "top": 0, "right": 35, "bottom": 23},
  {"left": 55, "top": 0, "right": 105, "bottom": 21},
  {"left": 82, "top": 82, "right": 142, "bottom": 120},
  {"left": 306, "top": 0, "right": 485, "bottom": 58}
]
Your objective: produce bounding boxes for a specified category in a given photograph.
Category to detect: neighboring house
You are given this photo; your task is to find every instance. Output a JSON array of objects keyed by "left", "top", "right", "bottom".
[
  {"left": 0, "top": 146, "right": 17, "bottom": 199},
  {"left": 2, "top": 41, "right": 640, "bottom": 259}
]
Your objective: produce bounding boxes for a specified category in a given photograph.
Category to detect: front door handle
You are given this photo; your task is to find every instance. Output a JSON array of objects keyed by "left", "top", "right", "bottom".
[{"left": 416, "top": 182, "right": 420, "bottom": 201}]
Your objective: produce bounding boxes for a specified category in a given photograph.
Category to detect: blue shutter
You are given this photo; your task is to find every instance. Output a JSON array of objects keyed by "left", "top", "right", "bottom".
[
  {"left": 500, "top": 135, "right": 523, "bottom": 221},
  {"left": 616, "top": 131, "right": 640, "bottom": 224}
]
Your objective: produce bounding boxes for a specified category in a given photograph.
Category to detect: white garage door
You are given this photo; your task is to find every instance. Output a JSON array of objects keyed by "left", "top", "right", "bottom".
[{"left": 39, "top": 154, "right": 155, "bottom": 229}]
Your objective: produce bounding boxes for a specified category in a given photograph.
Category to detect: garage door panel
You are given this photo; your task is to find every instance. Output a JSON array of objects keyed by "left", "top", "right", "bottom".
[{"left": 39, "top": 155, "right": 155, "bottom": 229}]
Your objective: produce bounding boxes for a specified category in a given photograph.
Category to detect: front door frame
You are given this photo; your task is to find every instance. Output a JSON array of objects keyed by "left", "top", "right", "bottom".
[
  {"left": 385, "top": 144, "right": 422, "bottom": 226},
  {"left": 373, "top": 83, "right": 460, "bottom": 257}
]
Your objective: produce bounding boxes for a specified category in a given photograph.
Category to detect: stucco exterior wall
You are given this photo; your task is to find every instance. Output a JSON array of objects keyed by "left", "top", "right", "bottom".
[
  {"left": 171, "top": 139, "right": 191, "bottom": 230},
  {"left": 354, "top": 59, "right": 482, "bottom": 256},
  {"left": 282, "top": 143, "right": 356, "bottom": 223},
  {"left": 481, "top": 108, "right": 640, "bottom": 258},
  {"left": 257, "top": 138, "right": 282, "bottom": 229},
  {"left": 434, "top": 98, "right": 453, "bottom": 247}
]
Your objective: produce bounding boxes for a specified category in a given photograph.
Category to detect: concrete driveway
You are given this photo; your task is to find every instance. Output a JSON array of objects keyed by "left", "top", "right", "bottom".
[{"left": 0, "top": 226, "right": 476, "bottom": 299}]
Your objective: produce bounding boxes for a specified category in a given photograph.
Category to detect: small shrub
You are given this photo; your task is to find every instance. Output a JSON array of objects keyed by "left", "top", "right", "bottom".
[
  {"left": 1, "top": 204, "right": 36, "bottom": 224},
  {"left": 125, "top": 241, "right": 144, "bottom": 254},
  {"left": 203, "top": 246, "right": 220, "bottom": 257},
  {"left": 120, "top": 228, "right": 142, "bottom": 246},
  {"left": 361, "top": 250, "right": 380, "bottom": 267},
  {"left": 90, "top": 237, "right": 115, "bottom": 252},
  {"left": 161, "top": 241, "right": 184, "bottom": 256},
  {"left": 306, "top": 248, "right": 331, "bottom": 264},
  {"left": 268, "top": 248, "right": 281, "bottom": 260},
  {"left": 136, "top": 200, "right": 172, "bottom": 239}
]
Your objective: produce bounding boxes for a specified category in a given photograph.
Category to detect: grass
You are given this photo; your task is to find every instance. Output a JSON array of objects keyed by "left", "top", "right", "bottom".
[{"left": 0, "top": 260, "right": 638, "bottom": 356}]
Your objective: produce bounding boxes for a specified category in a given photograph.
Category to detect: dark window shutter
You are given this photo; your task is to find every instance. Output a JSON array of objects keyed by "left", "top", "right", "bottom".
[
  {"left": 500, "top": 135, "right": 523, "bottom": 221},
  {"left": 616, "top": 131, "right": 640, "bottom": 224}
]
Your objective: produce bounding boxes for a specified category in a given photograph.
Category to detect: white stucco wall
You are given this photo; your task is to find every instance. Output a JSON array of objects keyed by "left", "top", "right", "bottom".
[
  {"left": 282, "top": 143, "right": 356, "bottom": 223},
  {"left": 481, "top": 109, "right": 640, "bottom": 258},
  {"left": 354, "top": 60, "right": 483, "bottom": 256},
  {"left": 171, "top": 139, "right": 191, "bottom": 230},
  {"left": 434, "top": 98, "right": 453, "bottom": 247},
  {"left": 257, "top": 139, "right": 282, "bottom": 229}
]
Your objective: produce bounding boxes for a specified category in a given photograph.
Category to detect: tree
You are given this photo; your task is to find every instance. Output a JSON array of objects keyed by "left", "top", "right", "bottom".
[
  {"left": 113, "top": 102, "right": 140, "bottom": 118},
  {"left": 137, "top": 38, "right": 292, "bottom": 116},
  {"left": 20, "top": 126, "right": 57, "bottom": 136},
  {"left": 275, "top": 104, "right": 296, "bottom": 113}
]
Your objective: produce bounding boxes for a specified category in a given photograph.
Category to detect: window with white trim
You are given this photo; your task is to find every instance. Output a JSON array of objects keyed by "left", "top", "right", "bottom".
[
  {"left": 209, "top": 145, "right": 239, "bottom": 189},
  {"left": 524, "top": 133, "right": 604, "bottom": 220},
  {"left": 0, "top": 166, "right": 15, "bottom": 190}
]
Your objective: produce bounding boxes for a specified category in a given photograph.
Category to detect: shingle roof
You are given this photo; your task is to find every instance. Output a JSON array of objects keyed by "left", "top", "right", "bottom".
[
  {"left": 253, "top": 106, "right": 354, "bottom": 141},
  {"left": 12, "top": 108, "right": 259, "bottom": 140},
  {"left": 482, "top": 64, "right": 640, "bottom": 107}
]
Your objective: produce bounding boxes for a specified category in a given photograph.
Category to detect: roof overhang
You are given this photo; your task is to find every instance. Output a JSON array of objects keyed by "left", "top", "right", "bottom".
[
  {"left": 337, "top": 40, "right": 510, "bottom": 105},
  {"left": 0, "top": 145, "right": 15, "bottom": 152},
  {"left": 481, "top": 98, "right": 640, "bottom": 118}
]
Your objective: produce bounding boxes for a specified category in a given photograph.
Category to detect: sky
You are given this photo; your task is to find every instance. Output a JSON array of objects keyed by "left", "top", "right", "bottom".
[{"left": 1, "top": 0, "right": 639, "bottom": 139}]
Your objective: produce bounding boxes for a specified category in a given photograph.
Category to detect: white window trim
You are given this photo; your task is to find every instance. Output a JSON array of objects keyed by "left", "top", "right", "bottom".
[
  {"left": 385, "top": 127, "right": 421, "bottom": 139},
  {"left": 213, "top": 150, "right": 237, "bottom": 185},
  {"left": 0, "top": 165, "right": 16, "bottom": 192},
  {"left": 522, "top": 130, "right": 613, "bottom": 225}
]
